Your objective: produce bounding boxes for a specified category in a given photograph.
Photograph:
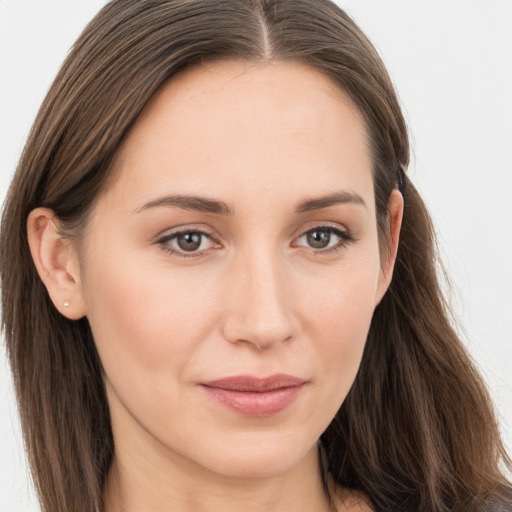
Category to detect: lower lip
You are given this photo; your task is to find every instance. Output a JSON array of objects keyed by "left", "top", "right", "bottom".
[{"left": 200, "top": 384, "right": 305, "bottom": 417}]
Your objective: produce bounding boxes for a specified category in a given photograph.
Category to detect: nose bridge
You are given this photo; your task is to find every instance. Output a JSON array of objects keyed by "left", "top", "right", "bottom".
[{"left": 222, "top": 243, "right": 295, "bottom": 350}]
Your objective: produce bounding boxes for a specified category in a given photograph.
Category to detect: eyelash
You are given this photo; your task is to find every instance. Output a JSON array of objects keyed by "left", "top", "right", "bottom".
[
  {"left": 295, "top": 224, "right": 355, "bottom": 255},
  {"left": 157, "top": 228, "right": 219, "bottom": 258},
  {"left": 157, "top": 225, "right": 355, "bottom": 258}
]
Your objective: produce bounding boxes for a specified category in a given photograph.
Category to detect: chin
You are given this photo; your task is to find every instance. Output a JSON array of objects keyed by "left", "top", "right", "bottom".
[{"left": 178, "top": 429, "right": 318, "bottom": 480}]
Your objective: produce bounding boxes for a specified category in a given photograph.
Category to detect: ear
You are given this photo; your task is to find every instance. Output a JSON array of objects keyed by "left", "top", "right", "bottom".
[
  {"left": 27, "top": 208, "right": 86, "bottom": 320},
  {"left": 375, "top": 189, "right": 404, "bottom": 305}
]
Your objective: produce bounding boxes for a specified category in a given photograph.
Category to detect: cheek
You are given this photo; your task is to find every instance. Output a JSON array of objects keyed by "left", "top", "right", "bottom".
[
  {"left": 300, "top": 258, "right": 380, "bottom": 399},
  {"left": 82, "top": 251, "right": 221, "bottom": 386}
]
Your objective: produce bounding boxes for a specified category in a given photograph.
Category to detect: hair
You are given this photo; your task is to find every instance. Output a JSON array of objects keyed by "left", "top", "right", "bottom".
[{"left": 1, "top": 1, "right": 511, "bottom": 511}]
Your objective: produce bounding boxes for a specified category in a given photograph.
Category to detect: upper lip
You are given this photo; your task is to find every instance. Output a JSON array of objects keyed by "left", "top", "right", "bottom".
[{"left": 201, "top": 374, "right": 306, "bottom": 392}]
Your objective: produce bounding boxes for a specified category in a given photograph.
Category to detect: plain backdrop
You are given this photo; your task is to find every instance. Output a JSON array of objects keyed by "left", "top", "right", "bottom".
[{"left": 1, "top": 1, "right": 511, "bottom": 511}]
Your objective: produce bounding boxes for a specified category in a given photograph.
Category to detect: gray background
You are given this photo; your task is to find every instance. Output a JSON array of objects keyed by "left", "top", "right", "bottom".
[{"left": 1, "top": 1, "right": 511, "bottom": 510}]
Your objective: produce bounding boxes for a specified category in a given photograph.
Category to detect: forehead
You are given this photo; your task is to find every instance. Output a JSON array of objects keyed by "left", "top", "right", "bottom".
[{"left": 103, "top": 59, "right": 373, "bottom": 213}]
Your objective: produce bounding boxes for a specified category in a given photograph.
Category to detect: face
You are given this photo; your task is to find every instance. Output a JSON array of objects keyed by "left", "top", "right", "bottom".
[{"left": 74, "top": 60, "right": 398, "bottom": 479}]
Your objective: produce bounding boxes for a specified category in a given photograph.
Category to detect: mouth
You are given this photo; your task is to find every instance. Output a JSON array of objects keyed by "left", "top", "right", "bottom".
[{"left": 199, "top": 374, "right": 307, "bottom": 417}]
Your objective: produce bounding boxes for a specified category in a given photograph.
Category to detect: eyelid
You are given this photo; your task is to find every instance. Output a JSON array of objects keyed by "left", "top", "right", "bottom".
[
  {"left": 292, "top": 223, "right": 356, "bottom": 253},
  {"left": 156, "top": 225, "right": 222, "bottom": 258},
  {"left": 153, "top": 222, "right": 216, "bottom": 241}
]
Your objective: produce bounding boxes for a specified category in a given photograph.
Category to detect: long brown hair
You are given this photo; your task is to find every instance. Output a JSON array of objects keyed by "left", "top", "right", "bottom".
[{"left": 1, "top": 1, "right": 510, "bottom": 511}]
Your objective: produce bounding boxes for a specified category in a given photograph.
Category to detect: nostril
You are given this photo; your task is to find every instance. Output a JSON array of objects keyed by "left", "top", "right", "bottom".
[{"left": 221, "top": 311, "right": 295, "bottom": 351}]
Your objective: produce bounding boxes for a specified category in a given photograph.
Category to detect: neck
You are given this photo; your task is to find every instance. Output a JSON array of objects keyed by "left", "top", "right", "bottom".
[{"left": 104, "top": 442, "right": 333, "bottom": 512}]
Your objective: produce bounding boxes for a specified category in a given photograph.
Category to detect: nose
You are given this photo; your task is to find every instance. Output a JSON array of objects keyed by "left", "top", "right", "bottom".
[{"left": 220, "top": 250, "right": 297, "bottom": 351}]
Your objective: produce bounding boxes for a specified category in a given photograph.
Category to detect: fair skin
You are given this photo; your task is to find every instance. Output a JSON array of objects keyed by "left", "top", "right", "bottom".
[{"left": 28, "top": 60, "right": 403, "bottom": 512}]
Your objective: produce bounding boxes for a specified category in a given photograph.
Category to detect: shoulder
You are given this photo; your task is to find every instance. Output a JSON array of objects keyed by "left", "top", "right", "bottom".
[
  {"left": 327, "top": 478, "right": 374, "bottom": 512},
  {"left": 332, "top": 489, "right": 374, "bottom": 511}
]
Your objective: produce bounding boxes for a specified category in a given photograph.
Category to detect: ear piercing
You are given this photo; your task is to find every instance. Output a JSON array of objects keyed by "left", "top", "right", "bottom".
[{"left": 64, "top": 300, "right": 70, "bottom": 308}]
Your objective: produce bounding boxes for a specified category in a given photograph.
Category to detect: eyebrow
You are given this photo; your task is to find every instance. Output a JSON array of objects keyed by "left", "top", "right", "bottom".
[
  {"left": 135, "top": 190, "right": 366, "bottom": 216},
  {"left": 136, "top": 194, "right": 233, "bottom": 215},
  {"left": 295, "top": 191, "right": 366, "bottom": 213}
]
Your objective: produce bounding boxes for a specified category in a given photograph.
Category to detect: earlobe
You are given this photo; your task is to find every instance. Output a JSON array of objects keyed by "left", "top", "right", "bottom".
[
  {"left": 27, "top": 208, "right": 86, "bottom": 320},
  {"left": 375, "top": 189, "right": 404, "bottom": 305}
]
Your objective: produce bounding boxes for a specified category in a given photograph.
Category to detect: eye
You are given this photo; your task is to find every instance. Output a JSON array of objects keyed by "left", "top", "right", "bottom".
[
  {"left": 159, "top": 229, "right": 216, "bottom": 256},
  {"left": 296, "top": 225, "right": 353, "bottom": 252}
]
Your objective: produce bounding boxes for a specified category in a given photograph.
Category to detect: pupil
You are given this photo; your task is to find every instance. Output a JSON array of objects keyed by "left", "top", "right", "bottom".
[
  {"left": 177, "top": 232, "right": 202, "bottom": 251},
  {"left": 307, "top": 230, "right": 330, "bottom": 249}
]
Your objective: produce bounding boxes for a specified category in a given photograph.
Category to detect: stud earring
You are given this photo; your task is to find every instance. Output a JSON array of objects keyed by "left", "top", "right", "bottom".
[{"left": 64, "top": 300, "right": 70, "bottom": 308}]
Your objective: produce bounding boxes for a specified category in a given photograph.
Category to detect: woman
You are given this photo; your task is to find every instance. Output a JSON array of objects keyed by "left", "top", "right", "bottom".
[{"left": 1, "top": 1, "right": 511, "bottom": 511}]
